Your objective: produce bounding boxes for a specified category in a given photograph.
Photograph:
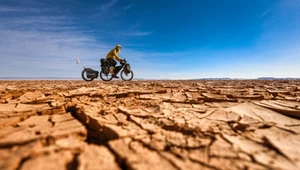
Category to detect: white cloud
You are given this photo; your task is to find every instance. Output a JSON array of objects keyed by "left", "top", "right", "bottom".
[
  {"left": 0, "top": 5, "right": 40, "bottom": 13},
  {"left": 98, "top": 0, "right": 118, "bottom": 12},
  {"left": 123, "top": 3, "right": 134, "bottom": 11},
  {"left": 128, "top": 22, "right": 141, "bottom": 30},
  {"left": 121, "top": 21, "right": 153, "bottom": 37},
  {"left": 123, "top": 31, "right": 153, "bottom": 36},
  {"left": 11, "top": 16, "right": 71, "bottom": 25},
  {"left": 260, "top": 7, "right": 275, "bottom": 18}
]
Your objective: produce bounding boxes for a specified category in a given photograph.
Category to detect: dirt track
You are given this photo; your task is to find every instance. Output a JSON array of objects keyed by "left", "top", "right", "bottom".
[{"left": 0, "top": 80, "right": 300, "bottom": 170}]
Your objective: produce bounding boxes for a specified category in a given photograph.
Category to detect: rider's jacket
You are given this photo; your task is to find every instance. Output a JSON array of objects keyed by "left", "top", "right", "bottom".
[{"left": 106, "top": 48, "right": 121, "bottom": 62}]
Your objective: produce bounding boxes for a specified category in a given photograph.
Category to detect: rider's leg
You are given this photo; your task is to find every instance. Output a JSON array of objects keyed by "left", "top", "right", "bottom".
[
  {"left": 109, "top": 66, "right": 114, "bottom": 74},
  {"left": 108, "top": 58, "right": 118, "bottom": 78},
  {"left": 107, "top": 58, "right": 115, "bottom": 73},
  {"left": 112, "top": 60, "right": 119, "bottom": 78}
]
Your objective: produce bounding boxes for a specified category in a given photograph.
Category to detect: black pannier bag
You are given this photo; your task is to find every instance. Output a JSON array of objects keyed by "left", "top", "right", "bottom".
[
  {"left": 86, "top": 69, "right": 99, "bottom": 78},
  {"left": 100, "top": 58, "right": 110, "bottom": 74},
  {"left": 100, "top": 58, "right": 109, "bottom": 67}
]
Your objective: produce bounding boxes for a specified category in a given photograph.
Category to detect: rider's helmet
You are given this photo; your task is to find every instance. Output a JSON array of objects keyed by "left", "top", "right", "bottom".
[
  {"left": 116, "top": 44, "right": 122, "bottom": 49},
  {"left": 115, "top": 44, "right": 121, "bottom": 52}
]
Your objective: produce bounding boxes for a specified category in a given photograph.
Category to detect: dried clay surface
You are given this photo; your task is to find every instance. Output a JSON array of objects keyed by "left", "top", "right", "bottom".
[{"left": 1, "top": 80, "right": 300, "bottom": 170}]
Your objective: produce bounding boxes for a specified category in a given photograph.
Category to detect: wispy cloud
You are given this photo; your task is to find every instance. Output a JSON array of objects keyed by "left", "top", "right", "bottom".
[
  {"left": 10, "top": 16, "right": 71, "bottom": 25},
  {"left": 92, "top": 0, "right": 120, "bottom": 21},
  {"left": 0, "top": 5, "right": 40, "bottom": 13},
  {"left": 123, "top": 3, "right": 134, "bottom": 11},
  {"left": 99, "top": 0, "right": 118, "bottom": 11},
  {"left": 121, "top": 22, "right": 154, "bottom": 36},
  {"left": 124, "top": 31, "right": 153, "bottom": 36},
  {"left": 262, "top": 0, "right": 300, "bottom": 18},
  {"left": 260, "top": 7, "right": 274, "bottom": 17},
  {"left": 128, "top": 21, "right": 141, "bottom": 30},
  {"left": 0, "top": 15, "right": 77, "bottom": 34}
]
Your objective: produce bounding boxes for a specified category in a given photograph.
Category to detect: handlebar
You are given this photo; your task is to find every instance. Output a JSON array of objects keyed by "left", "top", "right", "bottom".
[{"left": 120, "top": 59, "right": 127, "bottom": 65}]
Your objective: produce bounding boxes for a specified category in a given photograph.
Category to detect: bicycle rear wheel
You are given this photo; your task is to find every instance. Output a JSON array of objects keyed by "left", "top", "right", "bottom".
[{"left": 100, "top": 70, "right": 113, "bottom": 81}]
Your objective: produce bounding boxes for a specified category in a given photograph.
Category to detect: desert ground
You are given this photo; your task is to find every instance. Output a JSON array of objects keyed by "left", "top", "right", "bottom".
[{"left": 0, "top": 80, "right": 300, "bottom": 170}]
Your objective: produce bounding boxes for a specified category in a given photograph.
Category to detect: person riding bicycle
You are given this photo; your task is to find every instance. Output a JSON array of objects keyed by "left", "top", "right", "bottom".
[{"left": 106, "top": 44, "right": 122, "bottom": 78}]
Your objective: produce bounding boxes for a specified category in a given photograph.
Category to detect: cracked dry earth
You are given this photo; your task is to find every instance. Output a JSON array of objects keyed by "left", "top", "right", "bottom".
[{"left": 1, "top": 80, "right": 300, "bottom": 170}]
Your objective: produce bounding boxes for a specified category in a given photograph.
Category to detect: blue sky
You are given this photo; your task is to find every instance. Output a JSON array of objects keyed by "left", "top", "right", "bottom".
[{"left": 0, "top": 0, "right": 299, "bottom": 79}]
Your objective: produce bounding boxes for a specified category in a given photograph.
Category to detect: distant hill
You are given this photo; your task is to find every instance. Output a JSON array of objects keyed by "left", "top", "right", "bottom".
[
  {"left": 257, "top": 77, "right": 276, "bottom": 80},
  {"left": 257, "top": 77, "right": 300, "bottom": 80},
  {"left": 193, "top": 78, "right": 231, "bottom": 80},
  {"left": 133, "top": 78, "right": 145, "bottom": 80},
  {"left": 193, "top": 77, "right": 300, "bottom": 80}
]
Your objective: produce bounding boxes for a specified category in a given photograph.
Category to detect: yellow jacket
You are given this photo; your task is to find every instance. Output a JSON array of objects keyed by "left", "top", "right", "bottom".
[{"left": 106, "top": 48, "right": 121, "bottom": 62}]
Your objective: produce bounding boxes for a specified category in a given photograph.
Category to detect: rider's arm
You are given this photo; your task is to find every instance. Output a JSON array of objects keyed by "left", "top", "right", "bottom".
[{"left": 113, "top": 50, "right": 122, "bottom": 62}]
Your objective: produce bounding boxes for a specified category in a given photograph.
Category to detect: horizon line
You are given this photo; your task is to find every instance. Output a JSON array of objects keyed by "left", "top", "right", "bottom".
[{"left": 0, "top": 77, "right": 300, "bottom": 81}]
